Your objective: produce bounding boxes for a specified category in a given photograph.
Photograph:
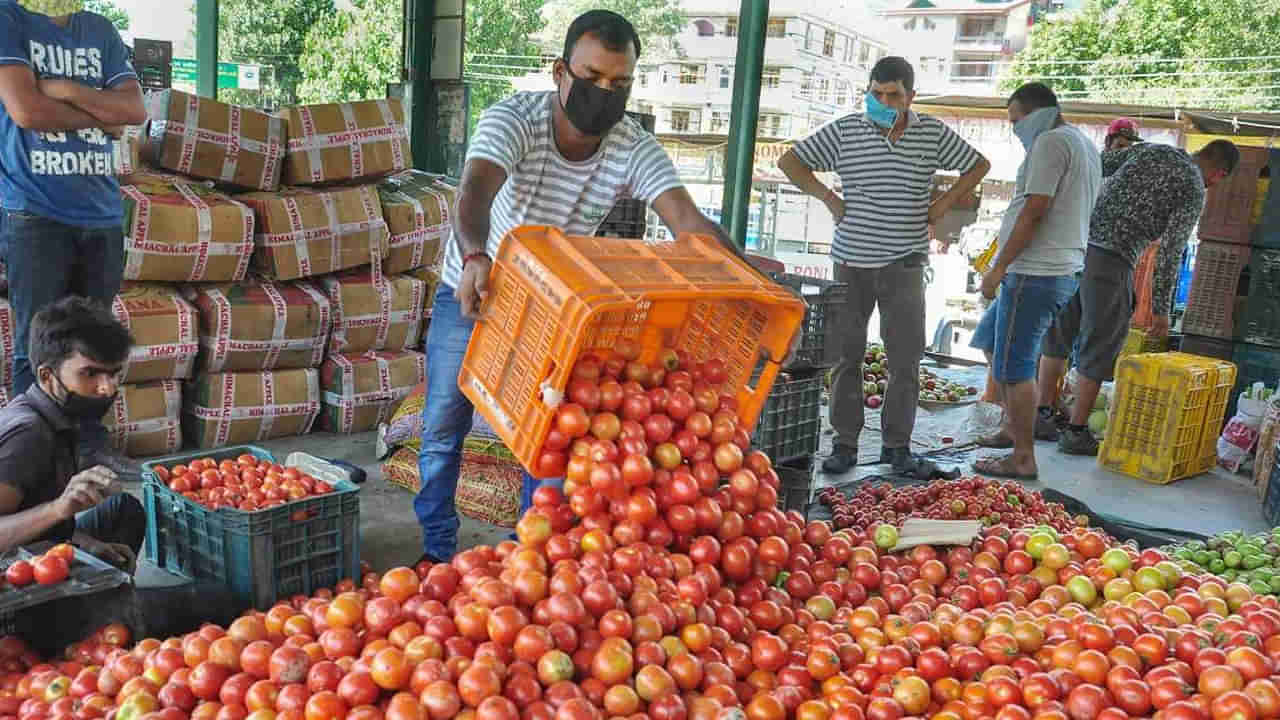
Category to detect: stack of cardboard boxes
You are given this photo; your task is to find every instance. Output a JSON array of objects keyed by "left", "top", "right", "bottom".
[{"left": 97, "top": 89, "right": 453, "bottom": 454}]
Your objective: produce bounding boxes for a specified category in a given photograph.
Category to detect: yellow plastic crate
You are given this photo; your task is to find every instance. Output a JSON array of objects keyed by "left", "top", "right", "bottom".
[
  {"left": 1114, "top": 329, "right": 1169, "bottom": 371},
  {"left": 1099, "top": 352, "right": 1237, "bottom": 484}
]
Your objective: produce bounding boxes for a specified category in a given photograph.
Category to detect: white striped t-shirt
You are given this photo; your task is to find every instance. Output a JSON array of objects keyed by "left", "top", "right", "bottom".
[
  {"left": 440, "top": 91, "right": 684, "bottom": 290},
  {"left": 792, "top": 112, "right": 982, "bottom": 268}
]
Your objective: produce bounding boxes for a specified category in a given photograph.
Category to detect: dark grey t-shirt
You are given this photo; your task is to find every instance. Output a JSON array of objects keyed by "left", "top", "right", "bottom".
[{"left": 0, "top": 387, "right": 79, "bottom": 543}]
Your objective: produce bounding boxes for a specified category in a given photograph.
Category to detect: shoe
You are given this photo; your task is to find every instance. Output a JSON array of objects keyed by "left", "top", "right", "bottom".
[
  {"left": 1034, "top": 409, "right": 1060, "bottom": 441},
  {"left": 822, "top": 446, "right": 857, "bottom": 474},
  {"left": 1058, "top": 426, "right": 1100, "bottom": 456},
  {"left": 880, "top": 446, "right": 919, "bottom": 473},
  {"left": 80, "top": 449, "right": 141, "bottom": 481},
  {"left": 286, "top": 452, "right": 368, "bottom": 486}
]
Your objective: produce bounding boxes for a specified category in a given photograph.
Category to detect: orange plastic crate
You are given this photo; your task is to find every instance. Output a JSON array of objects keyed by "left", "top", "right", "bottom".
[{"left": 459, "top": 227, "right": 806, "bottom": 478}]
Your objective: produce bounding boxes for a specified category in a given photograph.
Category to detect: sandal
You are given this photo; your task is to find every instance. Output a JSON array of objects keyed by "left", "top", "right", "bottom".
[
  {"left": 975, "top": 432, "right": 1014, "bottom": 449},
  {"left": 973, "top": 453, "right": 1038, "bottom": 481}
]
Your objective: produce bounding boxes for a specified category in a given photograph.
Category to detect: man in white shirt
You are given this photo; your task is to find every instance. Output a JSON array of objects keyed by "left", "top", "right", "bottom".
[
  {"left": 969, "top": 82, "right": 1100, "bottom": 479},
  {"left": 415, "top": 10, "right": 758, "bottom": 562}
]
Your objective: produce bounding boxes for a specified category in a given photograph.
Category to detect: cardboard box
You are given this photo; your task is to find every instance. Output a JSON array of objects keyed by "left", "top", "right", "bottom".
[
  {"left": 406, "top": 265, "right": 440, "bottom": 317},
  {"left": 377, "top": 171, "right": 454, "bottom": 274},
  {"left": 112, "top": 284, "right": 199, "bottom": 383},
  {"left": 114, "top": 124, "right": 147, "bottom": 181},
  {"left": 283, "top": 99, "right": 412, "bottom": 186},
  {"left": 320, "top": 350, "right": 426, "bottom": 434},
  {"left": 104, "top": 380, "right": 182, "bottom": 458},
  {"left": 184, "top": 368, "right": 320, "bottom": 448},
  {"left": 240, "top": 186, "right": 389, "bottom": 281},
  {"left": 121, "top": 174, "right": 256, "bottom": 282},
  {"left": 322, "top": 270, "right": 426, "bottom": 355},
  {"left": 187, "top": 280, "right": 331, "bottom": 372},
  {"left": 145, "top": 90, "right": 286, "bottom": 191}
]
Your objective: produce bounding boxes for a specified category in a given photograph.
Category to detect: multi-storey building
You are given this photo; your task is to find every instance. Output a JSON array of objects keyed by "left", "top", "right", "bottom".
[{"left": 880, "top": 0, "right": 1034, "bottom": 96}]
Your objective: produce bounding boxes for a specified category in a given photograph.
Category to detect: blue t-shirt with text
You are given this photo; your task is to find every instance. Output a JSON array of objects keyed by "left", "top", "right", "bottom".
[{"left": 0, "top": 0, "right": 136, "bottom": 228}]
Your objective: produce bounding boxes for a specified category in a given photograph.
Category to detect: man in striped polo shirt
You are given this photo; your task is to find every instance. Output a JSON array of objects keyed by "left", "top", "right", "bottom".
[
  {"left": 414, "top": 10, "right": 764, "bottom": 563},
  {"left": 780, "top": 57, "right": 990, "bottom": 475}
]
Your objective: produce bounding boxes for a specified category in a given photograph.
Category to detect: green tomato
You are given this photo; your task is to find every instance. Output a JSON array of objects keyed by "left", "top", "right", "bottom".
[{"left": 874, "top": 524, "right": 900, "bottom": 550}]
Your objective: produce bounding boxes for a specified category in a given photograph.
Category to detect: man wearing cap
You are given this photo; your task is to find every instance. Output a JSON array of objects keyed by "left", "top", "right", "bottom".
[
  {"left": 1035, "top": 138, "right": 1241, "bottom": 455},
  {"left": 1105, "top": 118, "right": 1142, "bottom": 151}
]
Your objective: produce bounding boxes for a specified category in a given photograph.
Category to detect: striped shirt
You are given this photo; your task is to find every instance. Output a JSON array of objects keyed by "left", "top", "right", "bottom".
[
  {"left": 792, "top": 112, "right": 982, "bottom": 268},
  {"left": 441, "top": 91, "right": 684, "bottom": 289}
]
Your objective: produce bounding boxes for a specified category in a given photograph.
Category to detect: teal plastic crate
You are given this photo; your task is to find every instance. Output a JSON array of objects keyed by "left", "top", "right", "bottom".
[{"left": 142, "top": 446, "right": 361, "bottom": 610}]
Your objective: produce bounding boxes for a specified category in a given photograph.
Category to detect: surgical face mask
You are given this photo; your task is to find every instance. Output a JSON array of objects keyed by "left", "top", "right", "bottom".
[
  {"left": 47, "top": 369, "right": 117, "bottom": 420},
  {"left": 559, "top": 64, "right": 629, "bottom": 137},
  {"left": 864, "top": 92, "right": 900, "bottom": 129},
  {"left": 15, "top": 0, "right": 83, "bottom": 16},
  {"left": 1013, "top": 107, "right": 1060, "bottom": 150}
]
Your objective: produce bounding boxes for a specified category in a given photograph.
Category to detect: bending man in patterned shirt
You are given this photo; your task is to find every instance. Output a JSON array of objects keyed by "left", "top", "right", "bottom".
[{"left": 1035, "top": 139, "right": 1240, "bottom": 456}]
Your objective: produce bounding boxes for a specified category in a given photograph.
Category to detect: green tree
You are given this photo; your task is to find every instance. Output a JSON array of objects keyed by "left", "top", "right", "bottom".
[
  {"left": 535, "top": 0, "right": 687, "bottom": 59},
  {"left": 85, "top": 0, "right": 129, "bottom": 31},
  {"left": 464, "top": 0, "right": 546, "bottom": 136},
  {"left": 297, "top": 0, "right": 403, "bottom": 104},
  {"left": 1002, "top": 0, "right": 1280, "bottom": 110},
  {"left": 213, "top": 0, "right": 335, "bottom": 107}
]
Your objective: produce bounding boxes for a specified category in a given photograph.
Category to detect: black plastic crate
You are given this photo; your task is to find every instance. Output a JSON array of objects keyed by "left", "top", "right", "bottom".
[
  {"left": 597, "top": 200, "right": 647, "bottom": 239},
  {"left": 751, "top": 371, "right": 822, "bottom": 465},
  {"left": 142, "top": 446, "right": 361, "bottom": 610},
  {"left": 776, "top": 462, "right": 812, "bottom": 514},
  {"left": 1265, "top": 444, "right": 1280, "bottom": 526},
  {"left": 1230, "top": 342, "right": 1280, "bottom": 419},
  {"left": 1177, "top": 334, "right": 1234, "bottom": 361},
  {"left": 1243, "top": 248, "right": 1280, "bottom": 348},
  {"left": 770, "top": 274, "right": 847, "bottom": 369}
]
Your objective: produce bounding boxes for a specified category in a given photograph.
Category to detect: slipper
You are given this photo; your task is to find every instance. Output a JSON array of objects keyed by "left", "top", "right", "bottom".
[
  {"left": 975, "top": 432, "right": 1014, "bottom": 449},
  {"left": 973, "top": 454, "right": 1038, "bottom": 481}
]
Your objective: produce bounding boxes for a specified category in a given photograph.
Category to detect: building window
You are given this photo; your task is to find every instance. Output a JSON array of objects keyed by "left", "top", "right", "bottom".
[
  {"left": 924, "top": 18, "right": 936, "bottom": 30},
  {"left": 904, "top": 18, "right": 917, "bottom": 30},
  {"left": 844, "top": 38, "right": 857, "bottom": 63},
  {"left": 859, "top": 44, "right": 871, "bottom": 65},
  {"left": 759, "top": 114, "right": 783, "bottom": 137},
  {"left": 661, "top": 70, "right": 670, "bottom": 84},
  {"left": 800, "top": 73, "right": 812, "bottom": 99},
  {"left": 835, "top": 80, "right": 849, "bottom": 106},
  {"left": 762, "top": 66, "right": 781, "bottom": 88},
  {"left": 726, "top": 17, "right": 738, "bottom": 37},
  {"left": 639, "top": 72, "right": 648, "bottom": 88},
  {"left": 823, "top": 29, "right": 836, "bottom": 57},
  {"left": 768, "top": 18, "right": 787, "bottom": 38},
  {"left": 719, "top": 66, "right": 731, "bottom": 89},
  {"left": 671, "top": 110, "right": 692, "bottom": 132},
  {"left": 636, "top": 102, "right": 654, "bottom": 115},
  {"left": 806, "top": 24, "right": 821, "bottom": 51},
  {"left": 961, "top": 17, "right": 998, "bottom": 38},
  {"left": 816, "top": 77, "right": 831, "bottom": 103},
  {"left": 693, "top": 19, "right": 714, "bottom": 36},
  {"left": 710, "top": 111, "right": 729, "bottom": 133},
  {"left": 679, "top": 64, "right": 704, "bottom": 85}
]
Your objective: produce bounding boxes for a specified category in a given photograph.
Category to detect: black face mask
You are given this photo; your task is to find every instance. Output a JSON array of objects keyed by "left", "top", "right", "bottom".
[
  {"left": 559, "top": 63, "right": 629, "bottom": 137},
  {"left": 48, "top": 370, "right": 118, "bottom": 420}
]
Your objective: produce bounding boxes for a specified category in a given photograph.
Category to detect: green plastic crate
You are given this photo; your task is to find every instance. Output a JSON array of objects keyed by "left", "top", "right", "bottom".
[{"left": 142, "top": 446, "right": 361, "bottom": 610}]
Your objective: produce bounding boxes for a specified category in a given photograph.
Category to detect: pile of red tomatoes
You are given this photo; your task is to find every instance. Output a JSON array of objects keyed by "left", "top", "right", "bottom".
[
  {"left": 4, "top": 544, "right": 77, "bottom": 591},
  {"left": 817, "top": 479, "right": 1083, "bottom": 535},
  {"left": 1, "top": 348, "right": 1279, "bottom": 720},
  {"left": 150, "top": 456, "right": 336, "bottom": 513}
]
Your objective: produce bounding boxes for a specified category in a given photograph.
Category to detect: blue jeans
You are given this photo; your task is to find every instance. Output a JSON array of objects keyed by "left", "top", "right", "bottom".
[
  {"left": 414, "top": 285, "right": 549, "bottom": 560},
  {"left": 1, "top": 210, "right": 124, "bottom": 454},
  {"left": 971, "top": 272, "right": 1078, "bottom": 384}
]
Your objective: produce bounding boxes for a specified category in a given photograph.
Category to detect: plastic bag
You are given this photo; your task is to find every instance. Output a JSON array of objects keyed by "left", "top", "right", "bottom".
[
  {"left": 1219, "top": 389, "right": 1267, "bottom": 474},
  {"left": 964, "top": 401, "right": 1004, "bottom": 439}
]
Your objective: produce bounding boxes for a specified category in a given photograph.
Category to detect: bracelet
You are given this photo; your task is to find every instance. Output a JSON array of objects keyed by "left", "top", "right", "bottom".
[{"left": 462, "top": 252, "right": 490, "bottom": 267}]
